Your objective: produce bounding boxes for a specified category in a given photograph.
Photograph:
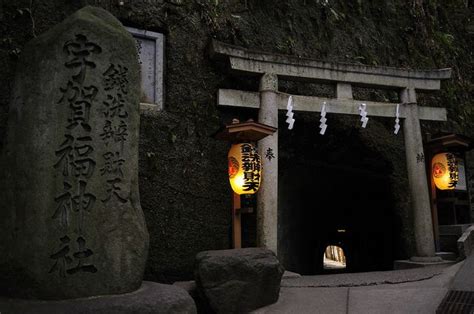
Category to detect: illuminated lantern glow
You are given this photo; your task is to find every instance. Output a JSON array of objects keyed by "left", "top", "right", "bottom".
[
  {"left": 432, "top": 152, "right": 459, "bottom": 190},
  {"left": 228, "top": 143, "right": 262, "bottom": 195}
]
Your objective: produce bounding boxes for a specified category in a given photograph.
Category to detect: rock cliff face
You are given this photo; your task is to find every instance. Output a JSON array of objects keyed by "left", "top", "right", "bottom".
[{"left": 0, "top": 0, "right": 473, "bottom": 282}]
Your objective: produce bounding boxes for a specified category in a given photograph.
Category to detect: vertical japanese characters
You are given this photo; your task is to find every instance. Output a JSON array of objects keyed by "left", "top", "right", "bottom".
[
  {"left": 240, "top": 143, "right": 261, "bottom": 193},
  {"left": 446, "top": 153, "right": 459, "bottom": 188},
  {"left": 50, "top": 34, "right": 101, "bottom": 277},
  {"left": 50, "top": 35, "right": 134, "bottom": 277},
  {"left": 100, "top": 63, "right": 130, "bottom": 204}
]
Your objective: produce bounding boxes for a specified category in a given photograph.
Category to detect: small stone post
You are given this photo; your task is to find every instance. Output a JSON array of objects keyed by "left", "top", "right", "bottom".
[
  {"left": 257, "top": 73, "right": 278, "bottom": 253},
  {"left": 401, "top": 87, "right": 439, "bottom": 260}
]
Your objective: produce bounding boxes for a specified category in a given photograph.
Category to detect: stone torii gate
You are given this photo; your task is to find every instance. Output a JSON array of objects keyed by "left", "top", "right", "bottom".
[{"left": 210, "top": 40, "right": 452, "bottom": 261}]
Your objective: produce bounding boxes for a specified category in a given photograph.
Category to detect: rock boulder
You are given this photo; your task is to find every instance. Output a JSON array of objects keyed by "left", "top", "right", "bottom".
[{"left": 195, "top": 248, "right": 284, "bottom": 313}]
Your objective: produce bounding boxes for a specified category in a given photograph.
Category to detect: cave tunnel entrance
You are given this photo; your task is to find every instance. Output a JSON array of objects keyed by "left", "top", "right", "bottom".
[{"left": 278, "top": 118, "right": 397, "bottom": 275}]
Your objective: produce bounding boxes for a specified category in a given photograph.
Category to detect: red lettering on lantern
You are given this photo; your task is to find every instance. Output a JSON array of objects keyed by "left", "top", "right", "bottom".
[
  {"left": 432, "top": 162, "right": 445, "bottom": 178},
  {"left": 228, "top": 157, "right": 239, "bottom": 178}
]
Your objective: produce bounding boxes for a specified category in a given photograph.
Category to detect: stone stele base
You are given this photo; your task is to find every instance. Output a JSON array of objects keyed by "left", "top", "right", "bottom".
[
  {"left": 393, "top": 259, "right": 456, "bottom": 270},
  {"left": 0, "top": 281, "right": 197, "bottom": 314}
]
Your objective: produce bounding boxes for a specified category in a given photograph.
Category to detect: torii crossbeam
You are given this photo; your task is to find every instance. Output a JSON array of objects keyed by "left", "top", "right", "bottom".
[{"left": 211, "top": 40, "right": 452, "bottom": 262}]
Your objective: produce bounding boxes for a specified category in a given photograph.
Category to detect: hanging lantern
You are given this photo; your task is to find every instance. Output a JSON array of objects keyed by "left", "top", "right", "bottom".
[
  {"left": 432, "top": 153, "right": 459, "bottom": 190},
  {"left": 228, "top": 143, "right": 262, "bottom": 195}
]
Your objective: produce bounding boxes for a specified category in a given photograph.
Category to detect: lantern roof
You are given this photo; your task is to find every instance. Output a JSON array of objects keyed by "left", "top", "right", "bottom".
[
  {"left": 426, "top": 133, "right": 472, "bottom": 153},
  {"left": 213, "top": 119, "right": 277, "bottom": 143}
]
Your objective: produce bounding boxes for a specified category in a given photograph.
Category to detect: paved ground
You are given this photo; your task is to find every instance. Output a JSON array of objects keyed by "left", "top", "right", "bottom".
[
  {"left": 324, "top": 256, "right": 346, "bottom": 270},
  {"left": 253, "top": 262, "right": 464, "bottom": 314}
]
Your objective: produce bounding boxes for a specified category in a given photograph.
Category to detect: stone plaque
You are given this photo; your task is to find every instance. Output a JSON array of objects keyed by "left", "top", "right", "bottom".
[
  {"left": 126, "top": 26, "right": 164, "bottom": 111},
  {"left": 0, "top": 6, "right": 149, "bottom": 299},
  {"left": 455, "top": 159, "right": 467, "bottom": 191}
]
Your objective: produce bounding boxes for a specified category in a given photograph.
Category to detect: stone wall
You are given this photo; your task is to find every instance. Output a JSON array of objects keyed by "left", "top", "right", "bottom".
[{"left": 0, "top": 0, "right": 473, "bottom": 282}]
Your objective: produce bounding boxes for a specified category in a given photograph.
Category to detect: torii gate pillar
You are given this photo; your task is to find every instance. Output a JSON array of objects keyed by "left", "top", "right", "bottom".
[
  {"left": 257, "top": 73, "right": 279, "bottom": 253},
  {"left": 401, "top": 88, "right": 440, "bottom": 260},
  {"left": 210, "top": 40, "right": 451, "bottom": 260}
]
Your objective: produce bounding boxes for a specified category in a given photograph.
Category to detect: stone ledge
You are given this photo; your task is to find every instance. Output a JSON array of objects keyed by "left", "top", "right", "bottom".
[
  {"left": 210, "top": 40, "right": 452, "bottom": 90},
  {"left": 393, "top": 259, "right": 456, "bottom": 270},
  {"left": 282, "top": 271, "right": 302, "bottom": 279},
  {"left": 0, "top": 281, "right": 197, "bottom": 314},
  {"left": 457, "top": 225, "right": 474, "bottom": 259}
]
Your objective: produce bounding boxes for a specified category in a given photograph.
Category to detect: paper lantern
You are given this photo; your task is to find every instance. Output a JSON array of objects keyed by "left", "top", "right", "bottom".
[
  {"left": 432, "top": 153, "right": 459, "bottom": 190},
  {"left": 228, "top": 143, "right": 262, "bottom": 195}
]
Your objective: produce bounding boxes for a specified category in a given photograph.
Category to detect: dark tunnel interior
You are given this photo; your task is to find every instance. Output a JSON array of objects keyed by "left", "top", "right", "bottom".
[
  {"left": 276, "top": 115, "right": 398, "bottom": 275},
  {"left": 278, "top": 162, "right": 396, "bottom": 275}
]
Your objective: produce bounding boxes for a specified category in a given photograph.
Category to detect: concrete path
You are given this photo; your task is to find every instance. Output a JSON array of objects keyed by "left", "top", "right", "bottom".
[
  {"left": 451, "top": 253, "right": 474, "bottom": 291},
  {"left": 254, "top": 262, "right": 463, "bottom": 314}
]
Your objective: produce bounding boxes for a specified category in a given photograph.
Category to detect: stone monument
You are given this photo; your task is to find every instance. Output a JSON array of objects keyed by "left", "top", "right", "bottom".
[{"left": 0, "top": 6, "right": 149, "bottom": 300}]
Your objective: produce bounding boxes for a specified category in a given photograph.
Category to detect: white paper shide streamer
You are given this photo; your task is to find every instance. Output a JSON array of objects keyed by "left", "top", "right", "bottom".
[
  {"left": 394, "top": 104, "right": 400, "bottom": 135},
  {"left": 319, "top": 102, "right": 328, "bottom": 135},
  {"left": 359, "top": 103, "right": 369, "bottom": 128},
  {"left": 286, "top": 95, "right": 295, "bottom": 130}
]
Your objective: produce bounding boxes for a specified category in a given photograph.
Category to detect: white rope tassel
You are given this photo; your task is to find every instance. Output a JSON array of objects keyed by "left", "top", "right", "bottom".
[
  {"left": 394, "top": 104, "right": 400, "bottom": 134},
  {"left": 319, "top": 102, "right": 328, "bottom": 135},
  {"left": 359, "top": 103, "right": 369, "bottom": 128},
  {"left": 286, "top": 95, "right": 295, "bottom": 130}
]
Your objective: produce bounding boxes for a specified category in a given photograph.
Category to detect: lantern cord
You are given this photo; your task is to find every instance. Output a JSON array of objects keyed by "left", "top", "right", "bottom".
[
  {"left": 286, "top": 95, "right": 295, "bottom": 130},
  {"left": 394, "top": 104, "right": 400, "bottom": 135},
  {"left": 319, "top": 102, "right": 328, "bottom": 135},
  {"left": 358, "top": 103, "right": 369, "bottom": 128}
]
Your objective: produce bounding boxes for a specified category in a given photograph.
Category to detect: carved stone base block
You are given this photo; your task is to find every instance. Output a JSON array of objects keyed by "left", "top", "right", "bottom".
[{"left": 0, "top": 282, "right": 197, "bottom": 314}]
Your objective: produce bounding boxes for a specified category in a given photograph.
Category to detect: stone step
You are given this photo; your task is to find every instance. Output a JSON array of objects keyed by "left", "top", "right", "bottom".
[
  {"left": 393, "top": 259, "right": 456, "bottom": 270},
  {"left": 439, "top": 224, "right": 473, "bottom": 256},
  {"left": 436, "top": 252, "right": 458, "bottom": 261},
  {"left": 439, "top": 234, "right": 459, "bottom": 253},
  {"left": 282, "top": 270, "right": 301, "bottom": 279}
]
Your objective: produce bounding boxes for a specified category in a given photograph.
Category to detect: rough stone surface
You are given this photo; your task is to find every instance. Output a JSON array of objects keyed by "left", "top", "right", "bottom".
[
  {"left": 457, "top": 225, "right": 474, "bottom": 259},
  {"left": 0, "top": 281, "right": 196, "bottom": 314},
  {"left": 393, "top": 259, "right": 455, "bottom": 270},
  {"left": 195, "top": 248, "right": 284, "bottom": 313},
  {"left": 252, "top": 287, "right": 349, "bottom": 314},
  {"left": 0, "top": 6, "right": 148, "bottom": 299},
  {"left": 256, "top": 263, "right": 462, "bottom": 313},
  {"left": 451, "top": 253, "right": 474, "bottom": 291},
  {"left": 173, "top": 280, "right": 198, "bottom": 300},
  {"left": 348, "top": 287, "right": 447, "bottom": 314},
  {"left": 282, "top": 271, "right": 301, "bottom": 279},
  {"left": 401, "top": 88, "right": 436, "bottom": 258},
  {"left": 257, "top": 74, "right": 279, "bottom": 254},
  {"left": 173, "top": 280, "right": 206, "bottom": 311}
]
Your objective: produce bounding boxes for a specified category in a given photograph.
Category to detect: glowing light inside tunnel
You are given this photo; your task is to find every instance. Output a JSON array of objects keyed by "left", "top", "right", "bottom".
[{"left": 323, "top": 245, "right": 346, "bottom": 270}]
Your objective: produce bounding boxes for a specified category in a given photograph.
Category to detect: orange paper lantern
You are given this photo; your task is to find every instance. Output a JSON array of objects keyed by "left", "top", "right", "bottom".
[
  {"left": 432, "top": 153, "right": 459, "bottom": 190},
  {"left": 228, "top": 143, "right": 262, "bottom": 195}
]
